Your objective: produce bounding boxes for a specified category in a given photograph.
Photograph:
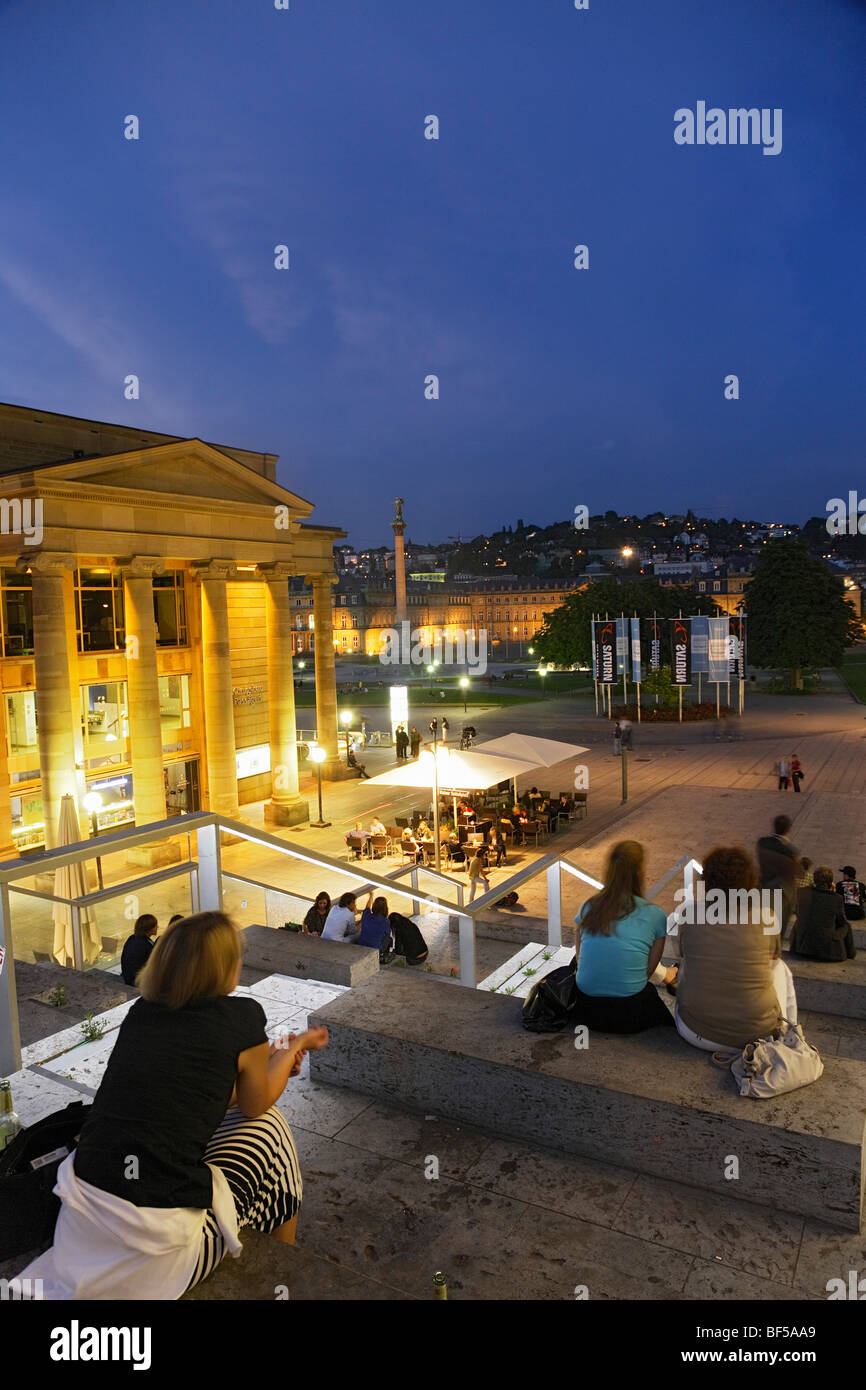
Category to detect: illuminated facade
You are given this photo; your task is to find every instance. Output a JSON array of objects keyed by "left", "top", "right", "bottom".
[{"left": 0, "top": 403, "right": 345, "bottom": 857}]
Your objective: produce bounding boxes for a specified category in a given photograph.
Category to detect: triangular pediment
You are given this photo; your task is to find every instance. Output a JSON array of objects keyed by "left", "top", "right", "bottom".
[{"left": 32, "top": 440, "right": 314, "bottom": 515}]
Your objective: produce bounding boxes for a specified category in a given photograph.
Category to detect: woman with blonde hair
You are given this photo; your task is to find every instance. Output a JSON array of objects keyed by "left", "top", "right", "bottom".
[
  {"left": 572, "top": 840, "right": 676, "bottom": 1032},
  {"left": 21, "top": 911, "right": 328, "bottom": 1300}
]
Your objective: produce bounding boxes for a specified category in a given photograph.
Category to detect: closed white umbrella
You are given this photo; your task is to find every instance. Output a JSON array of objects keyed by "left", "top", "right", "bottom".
[
  {"left": 365, "top": 745, "right": 538, "bottom": 872},
  {"left": 52, "top": 794, "right": 100, "bottom": 967}
]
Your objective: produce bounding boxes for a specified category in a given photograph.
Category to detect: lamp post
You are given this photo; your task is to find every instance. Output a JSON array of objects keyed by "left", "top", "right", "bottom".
[
  {"left": 340, "top": 709, "right": 353, "bottom": 764},
  {"left": 538, "top": 665, "right": 548, "bottom": 693},
  {"left": 424, "top": 742, "right": 442, "bottom": 874},
  {"left": 83, "top": 791, "right": 104, "bottom": 890},
  {"left": 308, "top": 745, "right": 330, "bottom": 827},
  {"left": 459, "top": 676, "right": 469, "bottom": 713}
]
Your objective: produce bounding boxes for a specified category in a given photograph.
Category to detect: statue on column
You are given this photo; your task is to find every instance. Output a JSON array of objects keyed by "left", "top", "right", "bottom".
[{"left": 393, "top": 497, "right": 405, "bottom": 525}]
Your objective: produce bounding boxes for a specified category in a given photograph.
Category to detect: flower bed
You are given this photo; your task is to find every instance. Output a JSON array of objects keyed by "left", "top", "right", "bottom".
[{"left": 613, "top": 702, "right": 735, "bottom": 722}]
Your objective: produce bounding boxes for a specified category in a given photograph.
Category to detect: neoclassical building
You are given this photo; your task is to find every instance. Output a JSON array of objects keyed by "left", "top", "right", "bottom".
[{"left": 0, "top": 402, "right": 346, "bottom": 857}]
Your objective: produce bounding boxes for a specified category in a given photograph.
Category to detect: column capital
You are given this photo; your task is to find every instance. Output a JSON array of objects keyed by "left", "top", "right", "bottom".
[
  {"left": 117, "top": 556, "right": 168, "bottom": 580},
  {"left": 19, "top": 551, "right": 76, "bottom": 576},
  {"left": 259, "top": 562, "right": 295, "bottom": 582},
  {"left": 192, "top": 559, "right": 238, "bottom": 583},
  {"left": 304, "top": 572, "right": 338, "bottom": 590}
]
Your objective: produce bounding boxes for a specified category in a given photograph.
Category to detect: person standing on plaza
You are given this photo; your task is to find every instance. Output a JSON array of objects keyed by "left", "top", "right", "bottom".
[
  {"left": 441, "top": 716, "right": 450, "bottom": 744},
  {"left": 429, "top": 717, "right": 438, "bottom": 741},
  {"left": 395, "top": 724, "right": 407, "bottom": 759},
  {"left": 468, "top": 848, "right": 491, "bottom": 902},
  {"left": 776, "top": 755, "right": 790, "bottom": 790},
  {"left": 613, "top": 721, "right": 622, "bottom": 757},
  {"left": 410, "top": 726, "right": 421, "bottom": 758},
  {"left": 790, "top": 753, "right": 804, "bottom": 793}
]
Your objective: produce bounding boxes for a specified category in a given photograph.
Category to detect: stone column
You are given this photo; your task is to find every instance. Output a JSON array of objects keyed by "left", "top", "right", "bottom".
[
  {"left": 121, "top": 559, "right": 167, "bottom": 827},
  {"left": 194, "top": 561, "right": 239, "bottom": 819},
  {"left": 261, "top": 564, "right": 309, "bottom": 826},
  {"left": 306, "top": 573, "right": 353, "bottom": 780},
  {"left": 28, "top": 553, "right": 80, "bottom": 850},
  {"left": 392, "top": 519, "right": 408, "bottom": 624},
  {"left": 120, "top": 558, "right": 180, "bottom": 866}
]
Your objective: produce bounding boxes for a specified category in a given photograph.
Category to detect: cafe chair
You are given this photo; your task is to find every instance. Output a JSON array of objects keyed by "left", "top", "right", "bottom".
[{"left": 572, "top": 791, "right": 588, "bottom": 820}]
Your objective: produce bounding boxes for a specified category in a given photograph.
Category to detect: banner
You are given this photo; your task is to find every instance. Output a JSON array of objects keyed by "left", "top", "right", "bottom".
[
  {"left": 729, "top": 614, "right": 744, "bottom": 678},
  {"left": 708, "top": 616, "right": 730, "bottom": 684},
  {"left": 647, "top": 617, "right": 662, "bottom": 672},
  {"left": 690, "top": 615, "right": 709, "bottom": 675},
  {"left": 596, "top": 619, "right": 615, "bottom": 684},
  {"left": 615, "top": 618, "right": 628, "bottom": 677},
  {"left": 630, "top": 617, "right": 642, "bottom": 684},
  {"left": 670, "top": 618, "right": 690, "bottom": 685}
]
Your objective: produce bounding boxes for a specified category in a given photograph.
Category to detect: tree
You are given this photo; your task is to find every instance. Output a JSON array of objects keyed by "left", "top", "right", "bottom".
[
  {"left": 532, "top": 577, "right": 717, "bottom": 667},
  {"left": 745, "top": 539, "right": 855, "bottom": 689}
]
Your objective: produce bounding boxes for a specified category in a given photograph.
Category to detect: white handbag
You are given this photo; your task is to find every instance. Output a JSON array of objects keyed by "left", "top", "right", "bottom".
[{"left": 729, "top": 1019, "right": 824, "bottom": 1098}]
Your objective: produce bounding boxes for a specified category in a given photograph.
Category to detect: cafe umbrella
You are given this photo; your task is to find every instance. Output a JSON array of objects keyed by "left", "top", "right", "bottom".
[
  {"left": 472, "top": 732, "right": 589, "bottom": 804},
  {"left": 364, "top": 745, "right": 538, "bottom": 872}
]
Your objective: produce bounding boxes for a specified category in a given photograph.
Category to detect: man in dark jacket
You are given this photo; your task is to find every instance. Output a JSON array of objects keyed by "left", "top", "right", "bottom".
[
  {"left": 792, "top": 867, "right": 856, "bottom": 961},
  {"left": 388, "top": 912, "right": 429, "bottom": 964},
  {"left": 756, "top": 815, "right": 802, "bottom": 948}
]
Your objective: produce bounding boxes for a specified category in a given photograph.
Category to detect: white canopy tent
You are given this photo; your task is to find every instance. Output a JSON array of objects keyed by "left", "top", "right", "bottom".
[{"left": 365, "top": 745, "right": 539, "bottom": 871}]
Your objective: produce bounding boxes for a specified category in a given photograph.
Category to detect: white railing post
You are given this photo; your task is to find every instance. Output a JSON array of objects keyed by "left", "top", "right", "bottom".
[
  {"left": 196, "top": 822, "right": 222, "bottom": 911},
  {"left": 70, "top": 903, "right": 84, "bottom": 971},
  {"left": 409, "top": 868, "right": 420, "bottom": 918},
  {"left": 546, "top": 861, "right": 562, "bottom": 948},
  {"left": 458, "top": 912, "right": 476, "bottom": 987},
  {"left": 0, "top": 883, "right": 22, "bottom": 1076}
]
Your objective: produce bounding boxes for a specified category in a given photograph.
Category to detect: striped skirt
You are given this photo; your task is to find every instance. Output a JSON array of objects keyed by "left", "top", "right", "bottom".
[{"left": 185, "top": 1105, "right": 303, "bottom": 1292}]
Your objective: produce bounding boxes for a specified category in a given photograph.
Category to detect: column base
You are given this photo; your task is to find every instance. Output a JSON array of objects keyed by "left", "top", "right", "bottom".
[
  {"left": 264, "top": 797, "right": 310, "bottom": 827},
  {"left": 322, "top": 759, "right": 362, "bottom": 783},
  {"left": 126, "top": 840, "right": 184, "bottom": 870}
]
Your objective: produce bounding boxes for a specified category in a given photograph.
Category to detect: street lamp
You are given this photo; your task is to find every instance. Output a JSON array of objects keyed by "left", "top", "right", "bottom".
[
  {"left": 340, "top": 709, "right": 353, "bottom": 764},
  {"left": 308, "top": 745, "right": 330, "bottom": 827},
  {"left": 459, "top": 676, "right": 469, "bottom": 713},
  {"left": 538, "top": 666, "right": 548, "bottom": 691},
  {"left": 83, "top": 790, "right": 104, "bottom": 890}
]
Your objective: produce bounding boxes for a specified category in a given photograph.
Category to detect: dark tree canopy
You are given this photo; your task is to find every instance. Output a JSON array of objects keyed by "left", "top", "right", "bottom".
[
  {"left": 745, "top": 539, "right": 855, "bottom": 686},
  {"left": 532, "top": 578, "right": 717, "bottom": 667}
]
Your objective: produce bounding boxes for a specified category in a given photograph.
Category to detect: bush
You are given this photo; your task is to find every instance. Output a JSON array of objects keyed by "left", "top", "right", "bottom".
[{"left": 613, "top": 702, "right": 734, "bottom": 722}]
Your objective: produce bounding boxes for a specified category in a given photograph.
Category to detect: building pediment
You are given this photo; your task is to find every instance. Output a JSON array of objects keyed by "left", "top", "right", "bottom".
[{"left": 26, "top": 440, "right": 314, "bottom": 516}]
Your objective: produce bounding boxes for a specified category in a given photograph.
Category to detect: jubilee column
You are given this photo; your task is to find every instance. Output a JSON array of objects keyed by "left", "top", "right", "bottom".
[
  {"left": 261, "top": 563, "right": 309, "bottom": 825},
  {"left": 194, "top": 561, "right": 240, "bottom": 819}
]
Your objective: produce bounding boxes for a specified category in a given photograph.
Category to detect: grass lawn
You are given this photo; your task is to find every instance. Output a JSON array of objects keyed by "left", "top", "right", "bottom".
[{"left": 838, "top": 655, "right": 866, "bottom": 703}]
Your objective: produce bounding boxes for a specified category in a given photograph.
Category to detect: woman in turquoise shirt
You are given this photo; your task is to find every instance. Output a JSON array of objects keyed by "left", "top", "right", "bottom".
[{"left": 573, "top": 840, "right": 676, "bottom": 1032}]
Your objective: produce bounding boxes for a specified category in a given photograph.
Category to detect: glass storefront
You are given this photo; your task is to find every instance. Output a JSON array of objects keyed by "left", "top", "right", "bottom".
[
  {"left": 165, "top": 759, "right": 200, "bottom": 816},
  {"left": 6, "top": 690, "right": 37, "bottom": 756},
  {"left": 159, "top": 674, "right": 191, "bottom": 734},
  {"left": 81, "top": 681, "right": 129, "bottom": 767}
]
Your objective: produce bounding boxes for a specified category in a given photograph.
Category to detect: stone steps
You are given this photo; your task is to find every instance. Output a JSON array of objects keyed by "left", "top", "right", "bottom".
[
  {"left": 308, "top": 972, "right": 866, "bottom": 1232},
  {"left": 784, "top": 950, "right": 866, "bottom": 1020}
]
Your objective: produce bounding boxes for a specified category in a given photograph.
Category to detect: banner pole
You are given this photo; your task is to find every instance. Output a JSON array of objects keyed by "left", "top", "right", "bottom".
[
  {"left": 716, "top": 682, "right": 720, "bottom": 720},
  {"left": 698, "top": 670, "right": 702, "bottom": 705},
  {"left": 678, "top": 686, "right": 683, "bottom": 723},
  {"left": 636, "top": 682, "right": 641, "bottom": 722}
]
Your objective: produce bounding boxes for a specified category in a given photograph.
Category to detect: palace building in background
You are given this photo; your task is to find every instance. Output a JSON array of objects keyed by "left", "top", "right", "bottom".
[{"left": 0, "top": 402, "right": 346, "bottom": 858}]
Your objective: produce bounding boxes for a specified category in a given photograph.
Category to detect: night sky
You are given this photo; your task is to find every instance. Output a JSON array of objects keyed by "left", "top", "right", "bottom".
[{"left": 1, "top": 0, "right": 864, "bottom": 546}]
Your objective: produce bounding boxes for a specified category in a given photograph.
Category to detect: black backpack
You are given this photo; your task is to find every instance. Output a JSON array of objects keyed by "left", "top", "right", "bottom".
[
  {"left": 521, "top": 958, "right": 578, "bottom": 1033},
  {"left": 0, "top": 1099, "right": 91, "bottom": 1259}
]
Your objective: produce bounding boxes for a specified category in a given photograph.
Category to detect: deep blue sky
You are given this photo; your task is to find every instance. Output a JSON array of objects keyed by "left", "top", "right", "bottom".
[{"left": 1, "top": 0, "right": 864, "bottom": 547}]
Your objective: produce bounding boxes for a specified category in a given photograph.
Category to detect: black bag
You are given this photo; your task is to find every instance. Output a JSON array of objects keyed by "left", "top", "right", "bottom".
[
  {"left": 496, "top": 890, "right": 520, "bottom": 908},
  {"left": 521, "top": 958, "right": 578, "bottom": 1033},
  {"left": 0, "top": 1100, "right": 91, "bottom": 1259}
]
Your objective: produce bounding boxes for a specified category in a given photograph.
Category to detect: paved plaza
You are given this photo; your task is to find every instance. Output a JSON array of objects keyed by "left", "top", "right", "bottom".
[{"left": 4, "top": 673, "right": 866, "bottom": 1301}]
